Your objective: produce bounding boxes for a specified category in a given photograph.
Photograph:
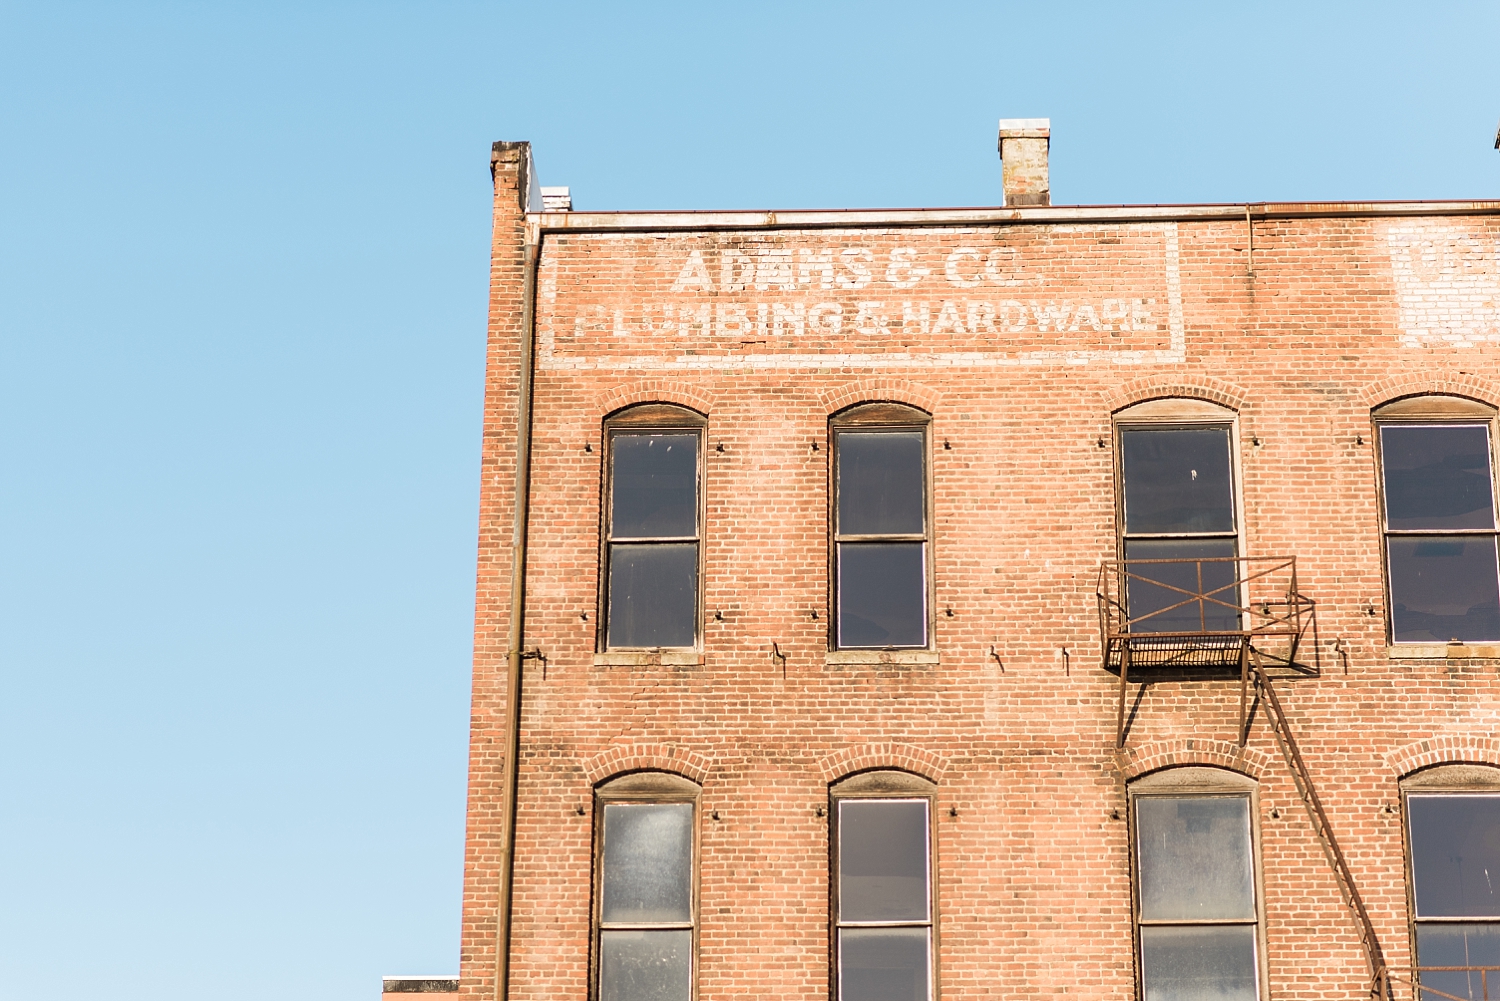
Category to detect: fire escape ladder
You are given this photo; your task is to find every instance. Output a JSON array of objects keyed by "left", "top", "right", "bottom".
[
  {"left": 1099, "top": 556, "right": 1387, "bottom": 994},
  {"left": 1251, "top": 654, "right": 1390, "bottom": 1000}
]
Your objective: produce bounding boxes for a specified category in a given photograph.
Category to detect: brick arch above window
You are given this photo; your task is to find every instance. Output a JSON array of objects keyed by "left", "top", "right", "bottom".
[
  {"left": 1386, "top": 735, "right": 1500, "bottom": 779},
  {"left": 1358, "top": 372, "right": 1500, "bottom": 411},
  {"left": 817, "top": 743, "right": 948, "bottom": 785},
  {"left": 1099, "top": 375, "right": 1250, "bottom": 415},
  {"left": 1115, "top": 738, "right": 1272, "bottom": 783},
  {"left": 593, "top": 381, "right": 717, "bottom": 423},
  {"left": 582, "top": 743, "right": 713, "bottom": 787},
  {"left": 819, "top": 379, "right": 944, "bottom": 419}
]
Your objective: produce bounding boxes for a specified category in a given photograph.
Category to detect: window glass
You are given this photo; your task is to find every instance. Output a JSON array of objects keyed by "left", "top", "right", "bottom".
[
  {"left": 839, "top": 928, "right": 930, "bottom": 1001},
  {"left": 1140, "top": 925, "right": 1258, "bottom": 1001},
  {"left": 837, "top": 432, "right": 925, "bottom": 536},
  {"left": 839, "top": 800, "right": 930, "bottom": 921},
  {"left": 1134, "top": 790, "right": 1259, "bottom": 1001},
  {"left": 1409, "top": 794, "right": 1500, "bottom": 1001},
  {"left": 1137, "top": 797, "right": 1255, "bottom": 920},
  {"left": 835, "top": 795, "right": 933, "bottom": 1001},
  {"left": 599, "top": 930, "right": 692, "bottom": 1001},
  {"left": 611, "top": 434, "right": 700, "bottom": 538},
  {"left": 1382, "top": 425, "right": 1496, "bottom": 531},
  {"left": 1387, "top": 538, "right": 1500, "bottom": 644},
  {"left": 1415, "top": 925, "right": 1500, "bottom": 1001},
  {"left": 837, "top": 543, "right": 927, "bottom": 648},
  {"left": 607, "top": 544, "right": 699, "bottom": 649},
  {"left": 1123, "top": 539, "right": 1240, "bottom": 634},
  {"left": 1122, "top": 427, "right": 1235, "bottom": 535},
  {"left": 1380, "top": 422, "right": 1500, "bottom": 644},
  {"left": 1409, "top": 795, "right": 1500, "bottom": 917},
  {"left": 601, "top": 803, "right": 692, "bottom": 923}
]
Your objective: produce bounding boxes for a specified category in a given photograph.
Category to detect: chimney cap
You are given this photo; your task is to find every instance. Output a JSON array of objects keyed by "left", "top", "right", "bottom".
[{"left": 998, "top": 118, "right": 1051, "bottom": 148}]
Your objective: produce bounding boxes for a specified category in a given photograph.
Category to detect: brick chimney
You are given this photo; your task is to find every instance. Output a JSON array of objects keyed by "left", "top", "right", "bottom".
[{"left": 997, "top": 118, "right": 1051, "bottom": 206}]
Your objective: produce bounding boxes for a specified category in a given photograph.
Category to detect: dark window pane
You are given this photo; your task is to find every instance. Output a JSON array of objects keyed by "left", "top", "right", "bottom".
[
  {"left": 1409, "top": 795, "right": 1500, "bottom": 918},
  {"left": 1137, "top": 796, "right": 1255, "bottom": 921},
  {"left": 1124, "top": 539, "right": 1240, "bottom": 634},
  {"left": 1121, "top": 427, "right": 1235, "bottom": 535},
  {"left": 839, "top": 928, "right": 930, "bottom": 1001},
  {"left": 1140, "top": 925, "right": 1257, "bottom": 1001},
  {"left": 839, "top": 800, "right": 930, "bottom": 922},
  {"left": 1383, "top": 425, "right": 1496, "bottom": 531},
  {"left": 601, "top": 803, "right": 693, "bottom": 923},
  {"left": 1388, "top": 537, "right": 1500, "bottom": 643},
  {"left": 1417, "top": 924, "right": 1500, "bottom": 1001},
  {"left": 611, "top": 434, "right": 698, "bottom": 539},
  {"left": 608, "top": 544, "right": 698, "bottom": 648},
  {"left": 599, "top": 929, "right": 692, "bottom": 1001},
  {"left": 837, "top": 431, "right": 925, "bottom": 536},
  {"left": 838, "top": 543, "right": 926, "bottom": 648}
]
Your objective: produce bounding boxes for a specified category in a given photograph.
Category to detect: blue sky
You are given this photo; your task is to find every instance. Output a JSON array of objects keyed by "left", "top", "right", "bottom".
[{"left": 0, "top": 2, "right": 1496, "bottom": 999}]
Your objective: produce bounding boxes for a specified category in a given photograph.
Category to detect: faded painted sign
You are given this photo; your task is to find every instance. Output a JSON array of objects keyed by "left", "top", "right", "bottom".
[
  {"left": 537, "top": 223, "right": 1186, "bottom": 371},
  {"left": 1387, "top": 221, "right": 1500, "bottom": 348}
]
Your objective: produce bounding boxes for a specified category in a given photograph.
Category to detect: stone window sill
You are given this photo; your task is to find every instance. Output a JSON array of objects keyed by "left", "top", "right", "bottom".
[
  {"left": 593, "top": 651, "right": 705, "bottom": 667},
  {"left": 825, "top": 650, "right": 940, "bottom": 667},
  {"left": 1385, "top": 643, "right": 1500, "bottom": 660}
]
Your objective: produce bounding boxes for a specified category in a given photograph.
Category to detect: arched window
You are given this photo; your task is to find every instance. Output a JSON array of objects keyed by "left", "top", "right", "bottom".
[
  {"left": 829, "top": 770, "right": 938, "bottom": 1001},
  {"left": 1401, "top": 764, "right": 1500, "bottom": 1000},
  {"left": 599, "top": 404, "right": 707, "bottom": 651},
  {"left": 592, "top": 771, "right": 701, "bottom": 1001},
  {"left": 1373, "top": 396, "right": 1500, "bottom": 645},
  {"left": 829, "top": 403, "right": 934, "bottom": 650},
  {"left": 1113, "top": 398, "right": 1243, "bottom": 634},
  {"left": 1129, "top": 766, "right": 1265, "bottom": 1001}
]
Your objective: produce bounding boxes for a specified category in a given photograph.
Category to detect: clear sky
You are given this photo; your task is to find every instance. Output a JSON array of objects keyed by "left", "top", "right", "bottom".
[{"left": 0, "top": 2, "right": 1496, "bottom": 999}]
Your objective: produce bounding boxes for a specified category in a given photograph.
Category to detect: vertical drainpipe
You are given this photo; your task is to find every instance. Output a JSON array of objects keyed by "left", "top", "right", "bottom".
[{"left": 494, "top": 151, "right": 541, "bottom": 1001}]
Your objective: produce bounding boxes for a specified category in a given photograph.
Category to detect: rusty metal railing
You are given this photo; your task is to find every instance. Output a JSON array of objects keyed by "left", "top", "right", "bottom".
[
  {"left": 1098, "top": 555, "right": 1316, "bottom": 672},
  {"left": 1099, "top": 555, "right": 1319, "bottom": 747},
  {"left": 1417, "top": 967, "right": 1500, "bottom": 1001},
  {"left": 1389, "top": 966, "right": 1500, "bottom": 1001}
]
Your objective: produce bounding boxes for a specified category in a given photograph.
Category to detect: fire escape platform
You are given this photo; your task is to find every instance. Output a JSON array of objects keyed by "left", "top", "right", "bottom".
[{"left": 1098, "top": 555, "right": 1320, "bottom": 678}]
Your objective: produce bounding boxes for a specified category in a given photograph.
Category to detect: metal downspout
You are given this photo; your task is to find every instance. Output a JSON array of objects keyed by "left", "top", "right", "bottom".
[{"left": 494, "top": 231, "right": 541, "bottom": 1001}]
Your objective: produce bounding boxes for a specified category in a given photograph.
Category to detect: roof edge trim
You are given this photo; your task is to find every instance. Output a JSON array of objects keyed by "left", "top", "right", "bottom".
[{"left": 528, "top": 200, "right": 1500, "bottom": 234}]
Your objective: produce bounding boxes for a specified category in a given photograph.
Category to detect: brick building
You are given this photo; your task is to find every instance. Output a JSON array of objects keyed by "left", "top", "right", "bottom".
[{"left": 430, "top": 123, "right": 1500, "bottom": 1001}]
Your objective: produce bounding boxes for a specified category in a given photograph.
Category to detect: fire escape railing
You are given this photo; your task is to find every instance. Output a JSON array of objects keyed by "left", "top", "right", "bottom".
[
  {"left": 1396, "top": 966, "right": 1500, "bottom": 1001},
  {"left": 1098, "top": 555, "right": 1318, "bottom": 748},
  {"left": 1098, "top": 555, "right": 1316, "bottom": 672}
]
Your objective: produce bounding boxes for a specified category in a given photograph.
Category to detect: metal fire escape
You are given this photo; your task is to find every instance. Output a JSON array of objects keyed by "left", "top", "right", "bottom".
[{"left": 1098, "top": 555, "right": 1391, "bottom": 999}]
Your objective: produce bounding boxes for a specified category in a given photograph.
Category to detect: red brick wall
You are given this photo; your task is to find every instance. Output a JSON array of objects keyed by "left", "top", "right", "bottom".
[{"left": 461, "top": 182, "right": 1500, "bottom": 1000}]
